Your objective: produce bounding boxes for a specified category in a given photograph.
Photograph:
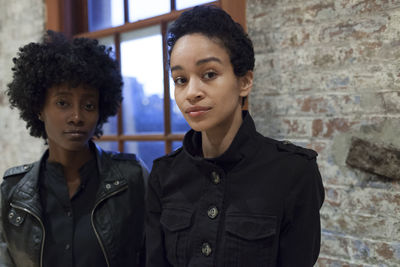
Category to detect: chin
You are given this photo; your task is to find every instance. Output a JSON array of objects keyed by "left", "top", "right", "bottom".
[{"left": 187, "top": 121, "right": 209, "bottom": 132}]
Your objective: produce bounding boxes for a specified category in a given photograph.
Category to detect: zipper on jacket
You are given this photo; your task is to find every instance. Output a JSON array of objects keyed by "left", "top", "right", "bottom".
[
  {"left": 10, "top": 203, "right": 46, "bottom": 267},
  {"left": 91, "top": 185, "right": 128, "bottom": 267}
]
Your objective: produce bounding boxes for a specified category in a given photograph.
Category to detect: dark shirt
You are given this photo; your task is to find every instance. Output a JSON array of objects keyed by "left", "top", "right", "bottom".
[
  {"left": 146, "top": 112, "right": 325, "bottom": 267},
  {"left": 40, "top": 156, "right": 107, "bottom": 267}
]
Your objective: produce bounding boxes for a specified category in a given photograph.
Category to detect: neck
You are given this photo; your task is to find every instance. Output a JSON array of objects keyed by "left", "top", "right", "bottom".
[
  {"left": 202, "top": 108, "right": 243, "bottom": 158},
  {"left": 47, "top": 144, "right": 93, "bottom": 182}
]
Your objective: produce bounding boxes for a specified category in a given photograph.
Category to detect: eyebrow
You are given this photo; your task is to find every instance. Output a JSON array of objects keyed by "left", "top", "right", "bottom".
[{"left": 170, "top": 56, "right": 222, "bottom": 72}]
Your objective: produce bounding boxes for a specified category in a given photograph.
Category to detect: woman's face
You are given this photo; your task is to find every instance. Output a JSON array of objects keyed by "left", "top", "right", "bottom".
[
  {"left": 40, "top": 84, "right": 99, "bottom": 154},
  {"left": 171, "top": 33, "right": 252, "bottom": 134}
]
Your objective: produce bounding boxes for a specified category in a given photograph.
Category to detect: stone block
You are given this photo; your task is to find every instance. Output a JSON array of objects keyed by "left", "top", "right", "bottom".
[{"left": 346, "top": 137, "right": 400, "bottom": 180}]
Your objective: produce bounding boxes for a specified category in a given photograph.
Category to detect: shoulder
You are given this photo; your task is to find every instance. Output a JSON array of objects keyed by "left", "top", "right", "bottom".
[
  {"left": 103, "top": 150, "right": 149, "bottom": 180},
  {"left": 2, "top": 163, "right": 34, "bottom": 193},
  {"left": 109, "top": 151, "right": 140, "bottom": 162},
  {"left": 102, "top": 149, "right": 141, "bottom": 166},
  {"left": 149, "top": 147, "right": 184, "bottom": 181},
  {"left": 256, "top": 136, "right": 319, "bottom": 170},
  {"left": 153, "top": 147, "right": 183, "bottom": 165},
  {"left": 274, "top": 140, "right": 318, "bottom": 160},
  {"left": 3, "top": 163, "right": 33, "bottom": 180}
]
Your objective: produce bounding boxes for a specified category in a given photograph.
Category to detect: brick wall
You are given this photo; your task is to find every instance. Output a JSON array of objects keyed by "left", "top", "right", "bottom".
[
  {"left": 0, "top": 0, "right": 45, "bottom": 178},
  {"left": 1, "top": 0, "right": 399, "bottom": 265},
  {"left": 247, "top": 0, "right": 400, "bottom": 266}
]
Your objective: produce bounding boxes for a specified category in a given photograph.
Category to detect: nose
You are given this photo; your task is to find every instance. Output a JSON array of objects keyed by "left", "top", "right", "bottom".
[
  {"left": 186, "top": 78, "right": 204, "bottom": 103},
  {"left": 68, "top": 105, "right": 84, "bottom": 126}
]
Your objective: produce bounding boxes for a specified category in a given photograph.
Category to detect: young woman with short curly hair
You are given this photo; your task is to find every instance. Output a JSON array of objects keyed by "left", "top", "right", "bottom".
[{"left": 1, "top": 30, "right": 147, "bottom": 267}]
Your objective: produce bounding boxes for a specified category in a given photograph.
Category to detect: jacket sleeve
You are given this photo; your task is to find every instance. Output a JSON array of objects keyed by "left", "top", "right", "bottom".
[
  {"left": 145, "top": 170, "right": 173, "bottom": 267},
  {"left": 0, "top": 188, "right": 16, "bottom": 267},
  {"left": 278, "top": 159, "right": 325, "bottom": 266}
]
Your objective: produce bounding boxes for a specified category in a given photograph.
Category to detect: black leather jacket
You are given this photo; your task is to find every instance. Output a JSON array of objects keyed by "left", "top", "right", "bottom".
[{"left": 0, "top": 143, "right": 148, "bottom": 267}]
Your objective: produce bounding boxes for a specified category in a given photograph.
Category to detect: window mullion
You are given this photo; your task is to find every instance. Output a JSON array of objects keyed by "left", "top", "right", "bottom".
[
  {"left": 113, "top": 33, "right": 124, "bottom": 152},
  {"left": 162, "top": 21, "right": 172, "bottom": 154},
  {"left": 124, "top": 0, "right": 129, "bottom": 24},
  {"left": 171, "top": 0, "right": 176, "bottom": 11}
]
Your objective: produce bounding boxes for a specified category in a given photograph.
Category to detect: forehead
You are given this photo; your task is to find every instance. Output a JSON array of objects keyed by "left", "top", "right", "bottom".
[
  {"left": 170, "top": 34, "right": 230, "bottom": 63},
  {"left": 47, "top": 83, "right": 99, "bottom": 96}
]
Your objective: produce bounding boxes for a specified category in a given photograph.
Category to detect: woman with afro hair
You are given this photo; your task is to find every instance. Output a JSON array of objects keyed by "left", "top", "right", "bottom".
[
  {"left": 146, "top": 5, "right": 324, "bottom": 267},
  {"left": 0, "top": 30, "right": 147, "bottom": 267}
]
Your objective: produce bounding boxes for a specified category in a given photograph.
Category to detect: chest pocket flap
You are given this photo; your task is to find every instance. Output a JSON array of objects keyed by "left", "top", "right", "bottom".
[
  {"left": 160, "top": 207, "right": 193, "bottom": 232},
  {"left": 226, "top": 213, "right": 276, "bottom": 240}
]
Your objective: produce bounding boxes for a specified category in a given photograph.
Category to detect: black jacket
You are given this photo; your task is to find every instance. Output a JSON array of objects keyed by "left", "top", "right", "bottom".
[
  {"left": 0, "top": 142, "right": 147, "bottom": 267},
  {"left": 146, "top": 112, "right": 325, "bottom": 267}
]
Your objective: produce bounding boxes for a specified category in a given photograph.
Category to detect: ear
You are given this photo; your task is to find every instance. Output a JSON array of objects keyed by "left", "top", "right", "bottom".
[
  {"left": 38, "top": 113, "right": 43, "bottom": 121},
  {"left": 239, "top": 70, "right": 253, "bottom": 98}
]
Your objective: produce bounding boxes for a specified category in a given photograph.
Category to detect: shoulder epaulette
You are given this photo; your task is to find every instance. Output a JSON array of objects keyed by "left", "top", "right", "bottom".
[
  {"left": 3, "top": 164, "right": 33, "bottom": 179},
  {"left": 277, "top": 140, "right": 317, "bottom": 160}
]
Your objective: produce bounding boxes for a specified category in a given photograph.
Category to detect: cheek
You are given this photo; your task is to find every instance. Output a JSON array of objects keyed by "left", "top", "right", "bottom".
[
  {"left": 174, "top": 90, "right": 184, "bottom": 109},
  {"left": 90, "top": 113, "right": 100, "bottom": 125}
]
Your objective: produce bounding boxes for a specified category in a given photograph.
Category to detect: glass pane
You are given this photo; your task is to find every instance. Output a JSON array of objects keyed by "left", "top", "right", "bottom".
[
  {"left": 95, "top": 141, "right": 119, "bottom": 152},
  {"left": 170, "top": 78, "right": 191, "bottom": 133},
  {"left": 121, "top": 26, "right": 164, "bottom": 134},
  {"left": 88, "top": 0, "right": 124, "bottom": 32},
  {"left": 102, "top": 115, "right": 118, "bottom": 135},
  {"left": 124, "top": 141, "right": 165, "bottom": 169},
  {"left": 176, "top": 0, "right": 214, "bottom": 10},
  {"left": 129, "top": 0, "right": 170, "bottom": 22}
]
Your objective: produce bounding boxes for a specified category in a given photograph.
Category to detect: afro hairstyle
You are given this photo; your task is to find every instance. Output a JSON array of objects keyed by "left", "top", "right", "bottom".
[
  {"left": 167, "top": 5, "right": 254, "bottom": 77},
  {"left": 6, "top": 30, "right": 123, "bottom": 139}
]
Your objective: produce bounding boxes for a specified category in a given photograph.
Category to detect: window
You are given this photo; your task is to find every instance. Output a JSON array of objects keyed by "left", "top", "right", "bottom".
[{"left": 45, "top": 0, "right": 246, "bottom": 168}]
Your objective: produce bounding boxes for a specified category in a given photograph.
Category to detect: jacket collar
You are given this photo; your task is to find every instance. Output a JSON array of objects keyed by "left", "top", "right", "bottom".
[
  {"left": 9, "top": 152, "right": 46, "bottom": 217},
  {"left": 10, "top": 141, "right": 127, "bottom": 214},
  {"left": 91, "top": 141, "right": 129, "bottom": 199},
  {"left": 183, "top": 111, "right": 259, "bottom": 169}
]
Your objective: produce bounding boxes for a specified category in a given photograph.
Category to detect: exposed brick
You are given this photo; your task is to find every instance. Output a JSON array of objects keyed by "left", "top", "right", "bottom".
[
  {"left": 312, "top": 118, "right": 360, "bottom": 138},
  {"left": 348, "top": 0, "right": 393, "bottom": 14},
  {"left": 320, "top": 233, "right": 351, "bottom": 260},
  {"left": 254, "top": 116, "right": 313, "bottom": 139},
  {"left": 316, "top": 257, "right": 364, "bottom": 267},
  {"left": 382, "top": 91, "right": 400, "bottom": 113},
  {"left": 376, "top": 242, "right": 394, "bottom": 260},
  {"left": 319, "top": 17, "right": 389, "bottom": 42}
]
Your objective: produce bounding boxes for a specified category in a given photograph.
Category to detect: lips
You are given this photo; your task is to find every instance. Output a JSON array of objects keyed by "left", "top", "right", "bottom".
[
  {"left": 63, "top": 130, "right": 87, "bottom": 138},
  {"left": 185, "top": 106, "right": 211, "bottom": 117}
]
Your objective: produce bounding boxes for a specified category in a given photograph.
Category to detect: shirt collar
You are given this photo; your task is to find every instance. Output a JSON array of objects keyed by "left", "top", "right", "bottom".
[{"left": 183, "top": 111, "right": 258, "bottom": 169}]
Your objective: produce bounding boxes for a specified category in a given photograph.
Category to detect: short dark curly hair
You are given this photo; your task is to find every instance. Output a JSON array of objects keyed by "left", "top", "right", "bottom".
[
  {"left": 167, "top": 5, "right": 254, "bottom": 77},
  {"left": 6, "top": 30, "right": 123, "bottom": 139}
]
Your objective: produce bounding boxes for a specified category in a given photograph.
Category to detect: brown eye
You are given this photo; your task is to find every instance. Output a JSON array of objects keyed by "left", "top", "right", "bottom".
[
  {"left": 56, "top": 100, "right": 69, "bottom": 108},
  {"left": 84, "top": 103, "right": 96, "bottom": 111},
  {"left": 203, "top": 71, "right": 217, "bottom": 80},
  {"left": 174, "top": 77, "right": 187, "bottom": 85}
]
